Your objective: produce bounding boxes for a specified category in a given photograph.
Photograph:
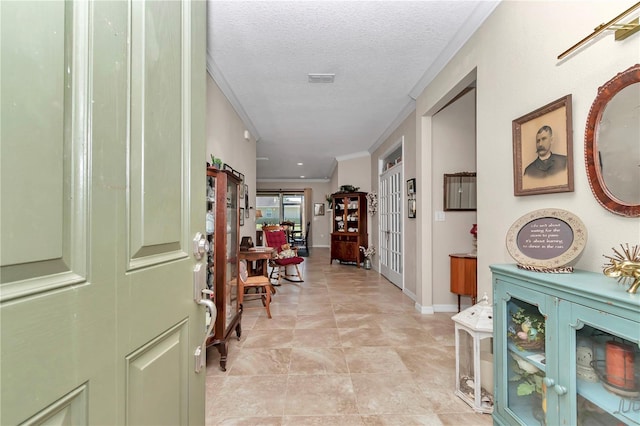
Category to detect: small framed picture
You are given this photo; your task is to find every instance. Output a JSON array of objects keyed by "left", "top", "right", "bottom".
[
  {"left": 244, "top": 184, "right": 249, "bottom": 210},
  {"left": 239, "top": 208, "right": 244, "bottom": 226},
  {"left": 408, "top": 198, "right": 416, "bottom": 218},
  {"left": 512, "top": 95, "right": 573, "bottom": 196},
  {"left": 314, "top": 203, "right": 325, "bottom": 216},
  {"left": 407, "top": 178, "right": 416, "bottom": 195}
]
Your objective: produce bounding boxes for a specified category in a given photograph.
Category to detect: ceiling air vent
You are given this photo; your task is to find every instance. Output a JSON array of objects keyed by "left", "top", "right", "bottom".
[{"left": 308, "top": 73, "right": 335, "bottom": 84}]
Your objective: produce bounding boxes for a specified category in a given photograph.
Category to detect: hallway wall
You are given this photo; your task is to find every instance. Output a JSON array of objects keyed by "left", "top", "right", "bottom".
[
  {"left": 370, "top": 112, "right": 417, "bottom": 298},
  {"left": 414, "top": 0, "right": 640, "bottom": 306},
  {"left": 431, "top": 89, "right": 476, "bottom": 310},
  {"left": 206, "top": 74, "right": 257, "bottom": 244}
]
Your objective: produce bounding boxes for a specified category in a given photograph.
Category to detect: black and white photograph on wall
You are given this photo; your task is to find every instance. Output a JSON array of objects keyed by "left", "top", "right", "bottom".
[
  {"left": 407, "top": 178, "right": 416, "bottom": 195},
  {"left": 314, "top": 203, "right": 325, "bottom": 216},
  {"left": 408, "top": 198, "right": 416, "bottom": 218},
  {"left": 512, "top": 95, "right": 573, "bottom": 196}
]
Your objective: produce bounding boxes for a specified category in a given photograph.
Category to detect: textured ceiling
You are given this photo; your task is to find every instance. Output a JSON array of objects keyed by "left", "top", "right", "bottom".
[{"left": 207, "top": 1, "right": 499, "bottom": 181}]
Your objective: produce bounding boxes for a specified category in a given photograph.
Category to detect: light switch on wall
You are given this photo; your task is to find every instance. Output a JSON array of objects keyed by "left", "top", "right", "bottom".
[{"left": 435, "top": 211, "right": 446, "bottom": 221}]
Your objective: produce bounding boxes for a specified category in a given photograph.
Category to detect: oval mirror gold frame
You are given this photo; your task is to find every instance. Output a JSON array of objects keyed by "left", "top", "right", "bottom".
[{"left": 585, "top": 64, "right": 640, "bottom": 217}]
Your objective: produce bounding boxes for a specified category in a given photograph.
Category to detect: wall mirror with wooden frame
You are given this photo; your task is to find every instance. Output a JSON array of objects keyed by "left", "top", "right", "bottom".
[
  {"left": 585, "top": 64, "right": 640, "bottom": 217},
  {"left": 444, "top": 172, "right": 477, "bottom": 211}
]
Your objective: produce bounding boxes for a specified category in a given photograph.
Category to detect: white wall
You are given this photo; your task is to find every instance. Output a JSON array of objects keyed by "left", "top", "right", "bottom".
[
  {"left": 336, "top": 155, "right": 372, "bottom": 193},
  {"left": 415, "top": 0, "right": 640, "bottom": 307},
  {"left": 432, "top": 88, "right": 477, "bottom": 310},
  {"left": 206, "top": 74, "right": 257, "bottom": 243}
]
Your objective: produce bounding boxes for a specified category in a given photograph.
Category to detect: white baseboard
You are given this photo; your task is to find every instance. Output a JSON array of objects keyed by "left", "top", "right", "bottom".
[
  {"left": 403, "top": 288, "right": 417, "bottom": 301},
  {"left": 414, "top": 303, "right": 434, "bottom": 314},
  {"left": 433, "top": 304, "right": 460, "bottom": 313}
]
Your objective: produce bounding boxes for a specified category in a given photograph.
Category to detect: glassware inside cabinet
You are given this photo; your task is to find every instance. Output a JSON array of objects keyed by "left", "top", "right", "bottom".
[
  {"left": 575, "top": 325, "right": 640, "bottom": 425},
  {"left": 506, "top": 298, "right": 547, "bottom": 425},
  {"left": 224, "top": 178, "right": 239, "bottom": 330},
  {"left": 206, "top": 175, "right": 216, "bottom": 294}
]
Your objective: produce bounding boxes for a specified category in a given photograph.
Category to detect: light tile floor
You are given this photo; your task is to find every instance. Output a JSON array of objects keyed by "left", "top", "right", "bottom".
[{"left": 205, "top": 248, "right": 492, "bottom": 425}]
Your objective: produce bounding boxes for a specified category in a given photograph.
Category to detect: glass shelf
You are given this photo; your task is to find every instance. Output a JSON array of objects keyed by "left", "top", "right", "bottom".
[
  {"left": 507, "top": 341, "right": 546, "bottom": 372},
  {"left": 577, "top": 379, "right": 640, "bottom": 425}
]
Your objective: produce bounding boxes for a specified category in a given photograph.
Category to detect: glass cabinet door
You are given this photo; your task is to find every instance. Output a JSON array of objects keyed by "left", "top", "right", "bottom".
[
  {"left": 495, "top": 279, "right": 553, "bottom": 426},
  {"left": 505, "top": 297, "right": 548, "bottom": 425},
  {"left": 224, "top": 178, "right": 239, "bottom": 331},
  {"left": 568, "top": 304, "right": 640, "bottom": 426}
]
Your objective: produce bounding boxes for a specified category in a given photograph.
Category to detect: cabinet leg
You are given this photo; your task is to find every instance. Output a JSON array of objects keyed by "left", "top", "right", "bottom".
[{"left": 216, "top": 342, "right": 228, "bottom": 372}]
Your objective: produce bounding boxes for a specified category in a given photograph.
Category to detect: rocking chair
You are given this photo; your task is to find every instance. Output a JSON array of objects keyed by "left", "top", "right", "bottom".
[{"left": 263, "top": 228, "right": 304, "bottom": 285}]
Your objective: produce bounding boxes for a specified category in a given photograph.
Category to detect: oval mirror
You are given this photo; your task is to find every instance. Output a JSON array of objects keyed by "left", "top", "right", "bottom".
[{"left": 585, "top": 64, "right": 640, "bottom": 217}]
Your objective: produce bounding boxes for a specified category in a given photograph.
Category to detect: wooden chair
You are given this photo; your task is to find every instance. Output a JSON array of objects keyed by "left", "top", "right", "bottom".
[
  {"left": 262, "top": 224, "right": 282, "bottom": 233},
  {"left": 291, "top": 221, "right": 310, "bottom": 255},
  {"left": 263, "top": 228, "right": 304, "bottom": 285},
  {"left": 238, "top": 260, "right": 276, "bottom": 318}
]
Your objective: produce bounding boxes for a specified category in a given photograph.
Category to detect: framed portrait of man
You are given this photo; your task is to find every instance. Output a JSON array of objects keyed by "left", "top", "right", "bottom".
[{"left": 512, "top": 95, "right": 574, "bottom": 196}]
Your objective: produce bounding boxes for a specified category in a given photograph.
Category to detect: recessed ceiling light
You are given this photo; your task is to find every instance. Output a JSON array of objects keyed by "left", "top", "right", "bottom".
[
  {"left": 256, "top": 157, "right": 269, "bottom": 161},
  {"left": 308, "top": 73, "right": 335, "bottom": 83},
  {"left": 300, "top": 176, "right": 305, "bottom": 179},
  {"left": 297, "top": 162, "right": 303, "bottom": 166}
]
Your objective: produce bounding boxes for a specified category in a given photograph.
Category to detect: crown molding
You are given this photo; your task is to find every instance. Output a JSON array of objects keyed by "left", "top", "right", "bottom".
[
  {"left": 206, "top": 51, "right": 261, "bottom": 142},
  {"left": 335, "top": 151, "right": 370, "bottom": 162},
  {"left": 257, "top": 178, "right": 330, "bottom": 183},
  {"left": 368, "top": 100, "right": 416, "bottom": 154},
  {"left": 408, "top": 1, "right": 500, "bottom": 99}
]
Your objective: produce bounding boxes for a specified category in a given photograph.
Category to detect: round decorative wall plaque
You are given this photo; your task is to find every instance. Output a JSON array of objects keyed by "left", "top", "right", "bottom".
[{"left": 506, "top": 209, "right": 587, "bottom": 271}]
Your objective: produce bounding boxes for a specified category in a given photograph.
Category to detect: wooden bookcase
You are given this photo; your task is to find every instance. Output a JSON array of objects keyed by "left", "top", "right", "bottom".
[
  {"left": 205, "top": 168, "right": 241, "bottom": 371},
  {"left": 330, "top": 192, "right": 368, "bottom": 267}
]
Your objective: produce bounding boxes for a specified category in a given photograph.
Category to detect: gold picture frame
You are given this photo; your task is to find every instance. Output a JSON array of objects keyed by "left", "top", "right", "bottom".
[{"left": 512, "top": 95, "right": 573, "bottom": 196}]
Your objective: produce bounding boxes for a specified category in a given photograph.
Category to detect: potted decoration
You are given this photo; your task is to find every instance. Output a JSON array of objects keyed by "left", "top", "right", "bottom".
[
  {"left": 326, "top": 194, "right": 333, "bottom": 209},
  {"left": 210, "top": 155, "right": 223, "bottom": 169},
  {"left": 360, "top": 246, "right": 375, "bottom": 270}
]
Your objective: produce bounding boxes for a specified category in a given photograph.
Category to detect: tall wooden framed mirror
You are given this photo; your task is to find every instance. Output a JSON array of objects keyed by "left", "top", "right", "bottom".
[
  {"left": 444, "top": 172, "right": 477, "bottom": 211},
  {"left": 585, "top": 64, "right": 640, "bottom": 217}
]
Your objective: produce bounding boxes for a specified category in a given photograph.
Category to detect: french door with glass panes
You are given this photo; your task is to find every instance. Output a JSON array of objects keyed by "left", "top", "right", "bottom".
[{"left": 379, "top": 164, "right": 403, "bottom": 288}]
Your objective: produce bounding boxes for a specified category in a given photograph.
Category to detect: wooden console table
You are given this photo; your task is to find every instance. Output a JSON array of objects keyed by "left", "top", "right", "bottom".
[{"left": 449, "top": 253, "right": 477, "bottom": 312}]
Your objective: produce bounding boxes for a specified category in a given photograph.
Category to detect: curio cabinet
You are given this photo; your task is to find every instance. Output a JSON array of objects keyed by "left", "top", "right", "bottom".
[
  {"left": 492, "top": 264, "right": 640, "bottom": 426},
  {"left": 330, "top": 192, "right": 368, "bottom": 267},
  {"left": 206, "top": 167, "right": 241, "bottom": 371}
]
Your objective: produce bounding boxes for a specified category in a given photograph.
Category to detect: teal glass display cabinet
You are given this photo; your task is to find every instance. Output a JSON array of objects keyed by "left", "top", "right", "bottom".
[{"left": 491, "top": 264, "right": 640, "bottom": 426}]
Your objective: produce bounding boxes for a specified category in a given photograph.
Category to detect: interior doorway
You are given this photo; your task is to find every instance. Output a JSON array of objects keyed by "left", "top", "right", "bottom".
[{"left": 378, "top": 143, "right": 403, "bottom": 289}]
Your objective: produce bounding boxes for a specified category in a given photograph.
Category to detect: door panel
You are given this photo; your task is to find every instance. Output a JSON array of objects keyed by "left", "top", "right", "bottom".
[
  {"left": 1, "top": 0, "right": 87, "bottom": 297},
  {"left": 379, "top": 164, "right": 403, "bottom": 288},
  {"left": 126, "top": 321, "right": 188, "bottom": 426},
  {"left": 22, "top": 384, "right": 88, "bottom": 425},
  {"left": 130, "top": 0, "right": 183, "bottom": 257},
  {"left": 1, "top": 1, "right": 206, "bottom": 424}
]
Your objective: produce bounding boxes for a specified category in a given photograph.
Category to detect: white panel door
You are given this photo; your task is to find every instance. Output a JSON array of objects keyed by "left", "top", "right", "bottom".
[
  {"left": 0, "top": 1, "right": 207, "bottom": 424},
  {"left": 379, "top": 165, "right": 403, "bottom": 288}
]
